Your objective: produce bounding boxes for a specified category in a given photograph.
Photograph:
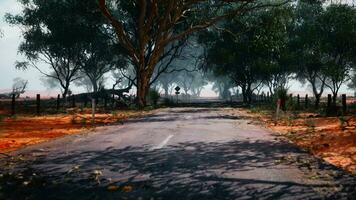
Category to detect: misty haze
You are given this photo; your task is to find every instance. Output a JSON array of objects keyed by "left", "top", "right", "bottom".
[{"left": 0, "top": 0, "right": 355, "bottom": 199}]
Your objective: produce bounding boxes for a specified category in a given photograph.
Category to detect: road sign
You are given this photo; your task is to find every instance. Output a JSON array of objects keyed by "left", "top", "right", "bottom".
[{"left": 175, "top": 86, "right": 180, "bottom": 92}]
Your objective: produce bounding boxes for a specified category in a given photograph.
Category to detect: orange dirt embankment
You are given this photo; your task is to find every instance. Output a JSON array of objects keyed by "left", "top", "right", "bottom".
[
  {"left": 241, "top": 109, "right": 356, "bottom": 174},
  {"left": 0, "top": 109, "right": 150, "bottom": 153}
]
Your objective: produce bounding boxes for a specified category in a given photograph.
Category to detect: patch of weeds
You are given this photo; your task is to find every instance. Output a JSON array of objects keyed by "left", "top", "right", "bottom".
[
  {"left": 163, "top": 98, "right": 175, "bottom": 106},
  {"left": 286, "top": 98, "right": 298, "bottom": 111},
  {"left": 111, "top": 110, "right": 118, "bottom": 118},
  {"left": 148, "top": 89, "right": 160, "bottom": 106},
  {"left": 0, "top": 114, "right": 5, "bottom": 122},
  {"left": 80, "top": 117, "right": 87, "bottom": 125},
  {"left": 338, "top": 116, "right": 348, "bottom": 131},
  {"left": 128, "top": 104, "right": 139, "bottom": 110},
  {"left": 70, "top": 115, "right": 77, "bottom": 124},
  {"left": 144, "top": 106, "right": 155, "bottom": 111},
  {"left": 305, "top": 118, "right": 316, "bottom": 133},
  {"left": 111, "top": 111, "right": 123, "bottom": 123},
  {"left": 284, "top": 114, "right": 295, "bottom": 126},
  {"left": 9, "top": 114, "right": 18, "bottom": 121},
  {"left": 249, "top": 106, "right": 264, "bottom": 114}
]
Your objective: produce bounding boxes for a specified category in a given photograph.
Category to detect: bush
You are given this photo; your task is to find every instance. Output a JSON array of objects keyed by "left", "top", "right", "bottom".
[
  {"left": 163, "top": 97, "right": 175, "bottom": 106},
  {"left": 275, "top": 87, "right": 288, "bottom": 101},
  {"left": 274, "top": 87, "right": 289, "bottom": 111},
  {"left": 148, "top": 90, "right": 160, "bottom": 106}
]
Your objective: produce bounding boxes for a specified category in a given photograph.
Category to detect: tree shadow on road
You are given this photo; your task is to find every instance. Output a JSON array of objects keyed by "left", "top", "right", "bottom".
[
  {"left": 123, "top": 110, "right": 245, "bottom": 124},
  {"left": 1, "top": 139, "right": 355, "bottom": 199}
]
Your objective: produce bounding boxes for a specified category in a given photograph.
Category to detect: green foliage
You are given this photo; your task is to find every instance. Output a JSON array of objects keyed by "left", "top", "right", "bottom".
[
  {"left": 128, "top": 104, "right": 139, "bottom": 110},
  {"left": 148, "top": 90, "right": 160, "bottom": 106},
  {"left": 275, "top": 87, "right": 288, "bottom": 101},
  {"left": 80, "top": 117, "right": 87, "bottom": 125},
  {"left": 348, "top": 74, "right": 356, "bottom": 91},
  {"left": 200, "top": 5, "right": 294, "bottom": 104},
  {"left": 6, "top": 0, "right": 127, "bottom": 98},
  {"left": 111, "top": 110, "right": 119, "bottom": 118},
  {"left": 144, "top": 106, "right": 155, "bottom": 111},
  {"left": 319, "top": 5, "right": 356, "bottom": 99},
  {"left": 0, "top": 114, "right": 5, "bottom": 123},
  {"left": 162, "top": 98, "right": 175, "bottom": 106},
  {"left": 99, "top": 0, "right": 271, "bottom": 107},
  {"left": 291, "top": 0, "right": 327, "bottom": 108}
]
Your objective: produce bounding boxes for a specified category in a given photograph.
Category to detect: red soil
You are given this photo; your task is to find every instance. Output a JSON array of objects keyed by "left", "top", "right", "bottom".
[
  {"left": 244, "top": 109, "right": 356, "bottom": 174},
  {"left": 0, "top": 110, "right": 150, "bottom": 153}
]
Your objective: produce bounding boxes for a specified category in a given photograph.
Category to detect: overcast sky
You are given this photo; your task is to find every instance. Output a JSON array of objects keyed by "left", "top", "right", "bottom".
[
  {"left": 0, "top": 0, "right": 354, "bottom": 97},
  {"left": 0, "top": 0, "right": 58, "bottom": 96}
]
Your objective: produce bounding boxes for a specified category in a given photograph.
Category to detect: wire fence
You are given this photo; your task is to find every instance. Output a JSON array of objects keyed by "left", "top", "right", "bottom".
[{"left": 0, "top": 93, "right": 355, "bottom": 116}]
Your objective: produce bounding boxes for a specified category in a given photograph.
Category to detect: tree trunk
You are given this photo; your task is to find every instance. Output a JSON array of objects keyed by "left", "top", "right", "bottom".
[
  {"left": 246, "top": 83, "right": 253, "bottom": 104},
  {"left": 241, "top": 85, "right": 248, "bottom": 104},
  {"left": 136, "top": 73, "right": 149, "bottom": 108},
  {"left": 310, "top": 77, "right": 325, "bottom": 110},
  {"left": 92, "top": 79, "right": 98, "bottom": 94},
  {"left": 332, "top": 92, "right": 337, "bottom": 105},
  {"left": 314, "top": 94, "right": 321, "bottom": 109},
  {"left": 135, "top": 48, "right": 162, "bottom": 108},
  {"left": 62, "top": 87, "right": 69, "bottom": 99}
]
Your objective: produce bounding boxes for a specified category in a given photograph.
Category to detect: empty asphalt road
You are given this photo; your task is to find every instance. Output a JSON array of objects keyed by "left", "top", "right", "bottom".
[{"left": 0, "top": 107, "right": 355, "bottom": 199}]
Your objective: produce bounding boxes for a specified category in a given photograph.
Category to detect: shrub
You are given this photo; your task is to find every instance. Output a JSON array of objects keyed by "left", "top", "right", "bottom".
[
  {"left": 148, "top": 89, "right": 160, "bottom": 106},
  {"left": 163, "top": 97, "right": 175, "bottom": 106},
  {"left": 304, "top": 119, "right": 316, "bottom": 133},
  {"left": 274, "top": 87, "right": 289, "bottom": 111}
]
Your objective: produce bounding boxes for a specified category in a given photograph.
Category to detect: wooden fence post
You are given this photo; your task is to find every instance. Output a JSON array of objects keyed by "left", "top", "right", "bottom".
[
  {"left": 91, "top": 98, "right": 96, "bottom": 126},
  {"left": 327, "top": 94, "right": 332, "bottom": 112},
  {"left": 276, "top": 99, "right": 281, "bottom": 121},
  {"left": 305, "top": 94, "right": 308, "bottom": 109},
  {"left": 72, "top": 95, "right": 76, "bottom": 108},
  {"left": 56, "top": 94, "right": 60, "bottom": 111},
  {"left": 112, "top": 93, "right": 115, "bottom": 108},
  {"left": 84, "top": 95, "right": 88, "bottom": 107},
  {"left": 11, "top": 94, "right": 15, "bottom": 116},
  {"left": 342, "top": 94, "right": 347, "bottom": 115},
  {"left": 327, "top": 94, "right": 332, "bottom": 107},
  {"left": 36, "top": 94, "right": 40, "bottom": 115}
]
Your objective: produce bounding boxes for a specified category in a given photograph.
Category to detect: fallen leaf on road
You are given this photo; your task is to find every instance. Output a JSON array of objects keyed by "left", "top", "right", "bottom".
[
  {"left": 122, "top": 185, "right": 133, "bottom": 192},
  {"left": 107, "top": 185, "right": 120, "bottom": 191},
  {"left": 67, "top": 165, "right": 80, "bottom": 174}
]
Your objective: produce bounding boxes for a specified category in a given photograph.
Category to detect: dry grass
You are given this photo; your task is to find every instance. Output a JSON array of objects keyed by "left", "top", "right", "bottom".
[
  {"left": 235, "top": 108, "right": 356, "bottom": 174},
  {"left": 0, "top": 108, "right": 151, "bottom": 153}
]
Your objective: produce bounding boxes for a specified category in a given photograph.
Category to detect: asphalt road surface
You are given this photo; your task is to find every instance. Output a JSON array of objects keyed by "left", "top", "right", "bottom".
[{"left": 0, "top": 107, "right": 355, "bottom": 200}]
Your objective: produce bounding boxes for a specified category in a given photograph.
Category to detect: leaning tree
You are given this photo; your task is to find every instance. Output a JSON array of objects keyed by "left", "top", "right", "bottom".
[{"left": 98, "top": 0, "right": 286, "bottom": 107}]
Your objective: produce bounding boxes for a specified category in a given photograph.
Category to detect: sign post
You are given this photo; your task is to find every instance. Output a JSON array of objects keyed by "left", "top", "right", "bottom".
[
  {"left": 276, "top": 99, "right": 281, "bottom": 122},
  {"left": 175, "top": 86, "right": 181, "bottom": 104}
]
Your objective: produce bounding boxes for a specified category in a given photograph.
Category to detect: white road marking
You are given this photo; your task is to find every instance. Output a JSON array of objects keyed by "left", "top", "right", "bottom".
[{"left": 150, "top": 135, "right": 174, "bottom": 150}]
